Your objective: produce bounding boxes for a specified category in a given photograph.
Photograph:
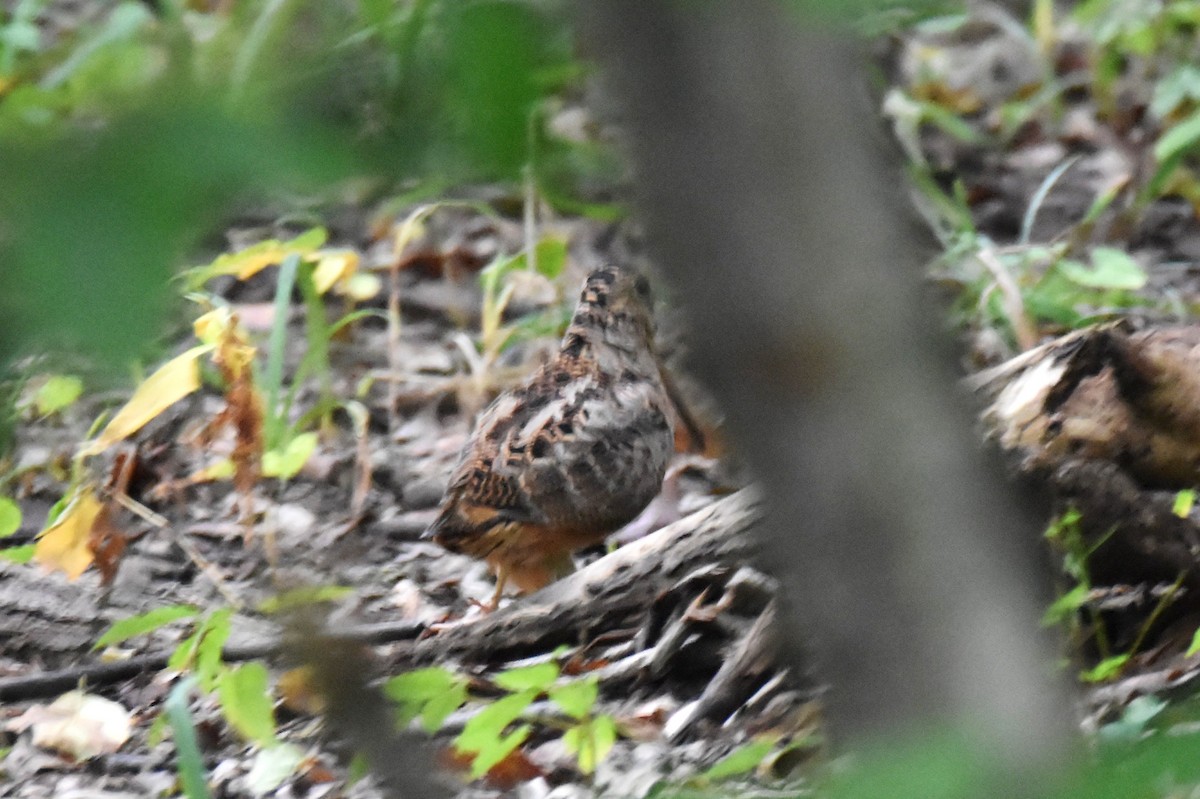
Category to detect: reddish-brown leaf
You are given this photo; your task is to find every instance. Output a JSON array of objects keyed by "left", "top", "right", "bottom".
[{"left": 88, "top": 503, "right": 128, "bottom": 587}]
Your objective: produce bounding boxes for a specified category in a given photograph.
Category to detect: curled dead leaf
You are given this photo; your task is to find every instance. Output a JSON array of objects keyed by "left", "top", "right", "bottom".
[{"left": 9, "top": 690, "right": 133, "bottom": 760}]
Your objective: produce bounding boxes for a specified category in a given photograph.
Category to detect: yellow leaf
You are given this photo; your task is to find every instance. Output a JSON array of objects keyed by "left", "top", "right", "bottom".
[
  {"left": 202, "top": 229, "right": 327, "bottom": 281},
  {"left": 194, "top": 307, "right": 234, "bottom": 344},
  {"left": 80, "top": 345, "right": 214, "bottom": 457},
  {"left": 339, "top": 272, "right": 382, "bottom": 301},
  {"left": 35, "top": 490, "right": 103, "bottom": 579},
  {"left": 311, "top": 250, "right": 360, "bottom": 294},
  {"left": 394, "top": 206, "right": 431, "bottom": 254},
  {"left": 195, "top": 458, "right": 236, "bottom": 482}
]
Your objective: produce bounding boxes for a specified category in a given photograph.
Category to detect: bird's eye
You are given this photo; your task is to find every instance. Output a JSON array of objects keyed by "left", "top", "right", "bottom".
[{"left": 634, "top": 275, "right": 651, "bottom": 299}]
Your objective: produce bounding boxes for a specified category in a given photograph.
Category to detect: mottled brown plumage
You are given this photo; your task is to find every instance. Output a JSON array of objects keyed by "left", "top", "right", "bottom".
[{"left": 426, "top": 265, "right": 676, "bottom": 607}]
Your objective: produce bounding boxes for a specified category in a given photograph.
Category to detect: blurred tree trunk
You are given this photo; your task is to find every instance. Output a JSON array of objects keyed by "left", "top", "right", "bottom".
[{"left": 579, "top": 0, "right": 1072, "bottom": 772}]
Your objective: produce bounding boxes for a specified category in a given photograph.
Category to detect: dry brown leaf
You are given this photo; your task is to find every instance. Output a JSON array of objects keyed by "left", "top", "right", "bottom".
[
  {"left": 482, "top": 748, "right": 544, "bottom": 790},
  {"left": 8, "top": 690, "right": 133, "bottom": 760},
  {"left": 277, "top": 666, "right": 327, "bottom": 715},
  {"left": 209, "top": 314, "right": 264, "bottom": 512},
  {"left": 88, "top": 502, "right": 128, "bottom": 587}
]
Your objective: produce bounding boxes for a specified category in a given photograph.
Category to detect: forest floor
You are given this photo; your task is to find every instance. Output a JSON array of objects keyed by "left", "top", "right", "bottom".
[{"left": 6, "top": 3, "right": 1200, "bottom": 799}]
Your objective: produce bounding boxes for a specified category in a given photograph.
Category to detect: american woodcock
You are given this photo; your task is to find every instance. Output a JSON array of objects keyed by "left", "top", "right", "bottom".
[{"left": 426, "top": 265, "right": 678, "bottom": 608}]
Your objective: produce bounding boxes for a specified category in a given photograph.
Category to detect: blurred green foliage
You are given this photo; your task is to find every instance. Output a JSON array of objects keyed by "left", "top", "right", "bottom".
[{"left": 0, "top": 0, "right": 583, "bottom": 457}]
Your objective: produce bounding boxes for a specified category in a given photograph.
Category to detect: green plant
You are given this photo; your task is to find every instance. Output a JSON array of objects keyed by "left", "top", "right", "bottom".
[
  {"left": 178, "top": 228, "right": 384, "bottom": 486},
  {"left": 477, "top": 235, "right": 568, "bottom": 359},
  {"left": 0, "top": 494, "right": 26, "bottom": 563},
  {"left": 97, "top": 604, "right": 306, "bottom": 794},
  {"left": 385, "top": 658, "right": 618, "bottom": 780},
  {"left": 1042, "top": 508, "right": 1189, "bottom": 683},
  {"left": 164, "top": 678, "right": 213, "bottom": 799}
]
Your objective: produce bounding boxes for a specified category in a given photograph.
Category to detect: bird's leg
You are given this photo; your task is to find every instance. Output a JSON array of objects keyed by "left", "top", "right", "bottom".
[{"left": 479, "top": 566, "right": 509, "bottom": 612}]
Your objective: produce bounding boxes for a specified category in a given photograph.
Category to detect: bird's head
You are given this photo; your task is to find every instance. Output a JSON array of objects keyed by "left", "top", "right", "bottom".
[{"left": 570, "top": 265, "right": 657, "bottom": 354}]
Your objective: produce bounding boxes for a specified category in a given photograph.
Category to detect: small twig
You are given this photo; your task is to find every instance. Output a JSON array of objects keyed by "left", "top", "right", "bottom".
[
  {"left": 975, "top": 246, "right": 1039, "bottom": 351},
  {"left": 1019, "top": 155, "right": 1080, "bottom": 246},
  {"left": 387, "top": 255, "right": 403, "bottom": 442},
  {"left": 171, "top": 528, "right": 245, "bottom": 610},
  {"left": 1122, "top": 570, "right": 1190, "bottom": 672},
  {"left": 112, "top": 492, "right": 169, "bottom": 528}
]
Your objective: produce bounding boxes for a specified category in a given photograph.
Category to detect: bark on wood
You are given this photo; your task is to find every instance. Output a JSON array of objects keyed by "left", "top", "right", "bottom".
[
  {"left": 0, "top": 620, "right": 425, "bottom": 703},
  {"left": 664, "top": 602, "right": 779, "bottom": 742},
  {"left": 401, "top": 488, "right": 762, "bottom": 667},
  {"left": 0, "top": 492, "right": 758, "bottom": 702}
]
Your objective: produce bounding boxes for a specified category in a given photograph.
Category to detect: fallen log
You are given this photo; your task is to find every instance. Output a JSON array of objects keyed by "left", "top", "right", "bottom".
[
  {"left": 0, "top": 488, "right": 762, "bottom": 702},
  {"left": 399, "top": 487, "right": 763, "bottom": 667}
]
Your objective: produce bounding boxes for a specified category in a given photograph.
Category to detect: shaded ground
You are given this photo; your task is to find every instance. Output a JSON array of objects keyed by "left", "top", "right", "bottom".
[
  {"left": 0, "top": 198, "right": 814, "bottom": 798},
  {"left": 6, "top": 2, "right": 1200, "bottom": 797}
]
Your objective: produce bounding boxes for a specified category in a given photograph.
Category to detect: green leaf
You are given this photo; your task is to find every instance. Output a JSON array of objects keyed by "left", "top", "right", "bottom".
[
  {"left": 1174, "top": 489, "right": 1196, "bottom": 518},
  {"left": 455, "top": 689, "right": 537, "bottom": 754},
  {"left": 217, "top": 661, "right": 277, "bottom": 746},
  {"left": 1042, "top": 583, "right": 1089, "bottom": 626},
  {"left": 164, "top": 680, "right": 212, "bottom": 799},
  {"left": 479, "top": 252, "right": 523, "bottom": 292},
  {"left": 468, "top": 724, "right": 531, "bottom": 779},
  {"left": 33, "top": 375, "right": 83, "bottom": 415},
  {"left": 1081, "top": 654, "right": 1130, "bottom": 683},
  {"left": 548, "top": 676, "right": 598, "bottom": 720},
  {"left": 1059, "top": 248, "right": 1146, "bottom": 290},
  {"left": 195, "top": 227, "right": 328, "bottom": 285},
  {"left": 0, "top": 497, "right": 21, "bottom": 537},
  {"left": 1, "top": 22, "right": 40, "bottom": 55},
  {"left": 696, "top": 738, "right": 777, "bottom": 782},
  {"left": 44, "top": 494, "right": 69, "bottom": 528},
  {"left": 509, "top": 236, "right": 568, "bottom": 279},
  {"left": 93, "top": 604, "right": 200, "bottom": 649},
  {"left": 39, "top": 4, "right": 153, "bottom": 91},
  {"left": 1150, "top": 65, "right": 1200, "bottom": 119},
  {"left": 493, "top": 661, "right": 559, "bottom": 692},
  {"left": 1023, "top": 269, "right": 1087, "bottom": 329},
  {"left": 1155, "top": 109, "right": 1200, "bottom": 164},
  {"left": 1124, "top": 695, "right": 1168, "bottom": 727},
  {"left": 0, "top": 544, "right": 34, "bottom": 563},
  {"left": 195, "top": 608, "right": 233, "bottom": 692},
  {"left": 420, "top": 682, "right": 469, "bottom": 733},
  {"left": 245, "top": 742, "right": 305, "bottom": 795},
  {"left": 919, "top": 100, "right": 984, "bottom": 144},
  {"left": 146, "top": 712, "right": 170, "bottom": 747},
  {"left": 562, "top": 715, "right": 617, "bottom": 775},
  {"left": 385, "top": 667, "right": 464, "bottom": 703},
  {"left": 1187, "top": 626, "right": 1200, "bottom": 657},
  {"left": 385, "top": 666, "right": 469, "bottom": 731},
  {"left": 262, "top": 432, "right": 318, "bottom": 480},
  {"left": 168, "top": 627, "right": 203, "bottom": 674},
  {"left": 1044, "top": 508, "right": 1082, "bottom": 542}
]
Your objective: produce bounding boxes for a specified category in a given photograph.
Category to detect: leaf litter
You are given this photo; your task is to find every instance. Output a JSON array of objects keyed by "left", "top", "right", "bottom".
[{"left": 11, "top": 3, "right": 1200, "bottom": 796}]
